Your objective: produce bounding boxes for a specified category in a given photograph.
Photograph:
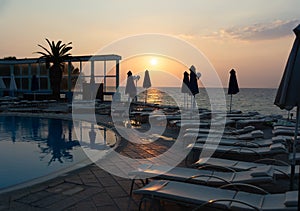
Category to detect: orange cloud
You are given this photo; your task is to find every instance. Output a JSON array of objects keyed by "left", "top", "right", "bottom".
[{"left": 204, "top": 19, "right": 299, "bottom": 41}]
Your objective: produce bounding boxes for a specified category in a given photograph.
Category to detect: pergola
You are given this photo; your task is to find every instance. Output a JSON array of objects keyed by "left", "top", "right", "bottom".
[{"left": 0, "top": 54, "right": 121, "bottom": 101}]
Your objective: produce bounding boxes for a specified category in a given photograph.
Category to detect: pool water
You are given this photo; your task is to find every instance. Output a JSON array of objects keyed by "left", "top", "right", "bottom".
[{"left": 0, "top": 115, "right": 117, "bottom": 192}]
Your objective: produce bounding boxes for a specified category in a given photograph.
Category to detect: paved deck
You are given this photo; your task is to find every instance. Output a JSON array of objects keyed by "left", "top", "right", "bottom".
[
  {"left": 0, "top": 112, "right": 181, "bottom": 211},
  {"left": 0, "top": 108, "right": 284, "bottom": 210}
]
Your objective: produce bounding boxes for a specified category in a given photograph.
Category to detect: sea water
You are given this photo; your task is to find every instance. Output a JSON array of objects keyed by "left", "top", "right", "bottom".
[{"left": 119, "top": 87, "right": 293, "bottom": 117}]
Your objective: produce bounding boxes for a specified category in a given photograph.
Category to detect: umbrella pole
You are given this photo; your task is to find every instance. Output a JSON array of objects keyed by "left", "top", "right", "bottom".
[
  {"left": 194, "top": 96, "right": 196, "bottom": 110},
  {"left": 145, "top": 89, "right": 147, "bottom": 104},
  {"left": 295, "top": 107, "right": 300, "bottom": 211},
  {"left": 290, "top": 106, "right": 300, "bottom": 190},
  {"left": 229, "top": 94, "right": 232, "bottom": 113},
  {"left": 186, "top": 94, "right": 188, "bottom": 108}
]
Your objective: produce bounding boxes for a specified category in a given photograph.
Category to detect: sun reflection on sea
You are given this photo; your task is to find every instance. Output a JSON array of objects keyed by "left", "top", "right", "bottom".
[{"left": 138, "top": 88, "right": 177, "bottom": 106}]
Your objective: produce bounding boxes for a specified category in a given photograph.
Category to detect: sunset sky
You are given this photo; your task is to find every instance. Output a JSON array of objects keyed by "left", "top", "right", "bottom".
[{"left": 0, "top": 0, "right": 299, "bottom": 88}]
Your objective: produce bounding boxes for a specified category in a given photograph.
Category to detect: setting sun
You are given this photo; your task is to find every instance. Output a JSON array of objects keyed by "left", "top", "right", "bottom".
[
  {"left": 150, "top": 58, "right": 157, "bottom": 66},
  {"left": 118, "top": 54, "right": 189, "bottom": 87}
]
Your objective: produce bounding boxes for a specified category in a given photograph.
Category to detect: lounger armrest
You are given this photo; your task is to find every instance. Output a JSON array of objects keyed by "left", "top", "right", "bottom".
[
  {"left": 219, "top": 183, "right": 269, "bottom": 194},
  {"left": 254, "top": 158, "right": 289, "bottom": 166},
  {"left": 195, "top": 199, "right": 260, "bottom": 211}
]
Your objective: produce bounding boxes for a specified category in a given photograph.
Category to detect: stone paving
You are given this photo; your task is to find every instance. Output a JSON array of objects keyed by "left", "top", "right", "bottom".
[
  {"left": 0, "top": 163, "right": 139, "bottom": 210},
  {"left": 0, "top": 111, "right": 182, "bottom": 211}
]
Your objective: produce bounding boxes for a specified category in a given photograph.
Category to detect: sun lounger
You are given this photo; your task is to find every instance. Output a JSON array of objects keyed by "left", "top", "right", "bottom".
[
  {"left": 190, "top": 142, "right": 288, "bottom": 155},
  {"left": 185, "top": 125, "right": 256, "bottom": 135},
  {"left": 226, "top": 113, "right": 256, "bottom": 118},
  {"left": 177, "top": 119, "right": 236, "bottom": 129},
  {"left": 128, "top": 164, "right": 275, "bottom": 195},
  {"left": 133, "top": 180, "right": 298, "bottom": 210},
  {"left": 274, "top": 126, "right": 299, "bottom": 130},
  {"left": 178, "top": 122, "right": 211, "bottom": 128},
  {"left": 187, "top": 137, "right": 282, "bottom": 148},
  {"left": 195, "top": 136, "right": 284, "bottom": 148},
  {"left": 236, "top": 118, "right": 269, "bottom": 128},
  {"left": 194, "top": 157, "right": 299, "bottom": 179},
  {"left": 186, "top": 143, "right": 288, "bottom": 162},
  {"left": 274, "top": 120, "right": 296, "bottom": 127},
  {"left": 183, "top": 129, "right": 264, "bottom": 140},
  {"left": 273, "top": 128, "right": 297, "bottom": 136}
]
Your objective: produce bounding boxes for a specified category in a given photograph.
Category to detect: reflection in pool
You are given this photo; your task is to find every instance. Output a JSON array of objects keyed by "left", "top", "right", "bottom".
[{"left": 0, "top": 115, "right": 117, "bottom": 191}]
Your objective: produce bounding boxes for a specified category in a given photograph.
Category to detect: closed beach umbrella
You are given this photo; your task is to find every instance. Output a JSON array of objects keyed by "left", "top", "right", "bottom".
[
  {"left": 228, "top": 69, "right": 239, "bottom": 113},
  {"left": 125, "top": 71, "right": 137, "bottom": 101},
  {"left": 189, "top": 65, "right": 199, "bottom": 109},
  {"left": 274, "top": 24, "right": 300, "bottom": 203},
  {"left": 181, "top": 71, "right": 190, "bottom": 94},
  {"left": 31, "top": 75, "right": 39, "bottom": 91},
  {"left": 143, "top": 70, "right": 151, "bottom": 103},
  {"left": 189, "top": 65, "right": 199, "bottom": 96},
  {"left": 0, "top": 77, "right": 6, "bottom": 97},
  {"left": 31, "top": 75, "right": 39, "bottom": 100},
  {"left": 9, "top": 74, "right": 17, "bottom": 97},
  {"left": 181, "top": 71, "right": 190, "bottom": 108},
  {"left": 0, "top": 77, "right": 5, "bottom": 89}
]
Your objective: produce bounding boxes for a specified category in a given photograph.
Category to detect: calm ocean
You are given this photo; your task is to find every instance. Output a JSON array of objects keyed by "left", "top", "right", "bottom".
[{"left": 119, "top": 87, "right": 292, "bottom": 117}]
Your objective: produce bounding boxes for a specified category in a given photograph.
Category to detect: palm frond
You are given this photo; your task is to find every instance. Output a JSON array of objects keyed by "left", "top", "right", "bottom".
[
  {"left": 34, "top": 51, "right": 49, "bottom": 57},
  {"left": 60, "top": 46, "right": 72, "bottom": 57},
  {"left": 56, "top": 40, "right": 62, "bottom": 49},
  {"left": 36, "top": 38, "right": 73, "bottom": 67},
  {"left": 45, "top": 38, "right": 53, "bottom": 49},
  {"left": 37, "top": 44, "right": 52, "bottom": 56}
]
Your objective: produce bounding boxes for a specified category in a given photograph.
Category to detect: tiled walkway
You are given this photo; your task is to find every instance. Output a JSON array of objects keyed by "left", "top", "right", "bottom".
[
  {"left": 0, "top": 112, "right": 180, "bottom": 210},
  {"left": 0, "top": 163, "right": 139, "bottom": 210}
]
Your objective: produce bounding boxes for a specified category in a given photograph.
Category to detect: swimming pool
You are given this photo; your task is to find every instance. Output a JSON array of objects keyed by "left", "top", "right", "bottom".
[{"left": 0, "top": 115, "right": 117, "bottom": 192}]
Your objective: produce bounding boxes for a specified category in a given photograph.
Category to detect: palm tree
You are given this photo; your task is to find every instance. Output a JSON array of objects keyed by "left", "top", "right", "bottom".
[{"left": 36, "top": 38, "right": 72, "bottom": 100}]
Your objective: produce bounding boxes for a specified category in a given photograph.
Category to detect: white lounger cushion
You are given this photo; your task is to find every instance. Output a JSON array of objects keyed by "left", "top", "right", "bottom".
[
  {"left": 185, "top": 125, "right": 255, "bottom": 135},
  {"left": 129, "top": 164, "right": 274, "bottom": 186},
  {"left": 193, "top": 138, "right": 278, "bottom": 148},
  {"left": 194, "top": 157, "right": 299, "bottom": 178},
  {"left": 183, "top": 129, "right": 264, "bottom": 140},
  {"left": 187, "top": 143, "right": 288, "bottom": 156},
  {"left": 273, "top": 129, "right": 295, "bottom": 136},
  {"left": 134, "top": 180, "right": 235, "bottom": 210},
  {"left": 134, "top": 180, "right": 298, "bottom": 210}
]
